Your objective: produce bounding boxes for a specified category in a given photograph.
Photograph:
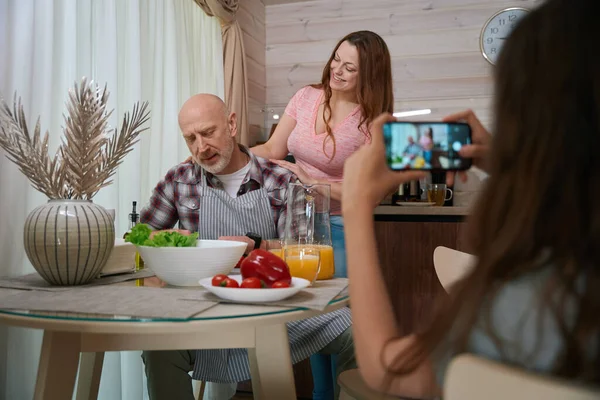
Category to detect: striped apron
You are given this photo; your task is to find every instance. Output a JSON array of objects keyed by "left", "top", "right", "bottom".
[{"left": 192, "top": 169, "right": 352, "bottom": 383}]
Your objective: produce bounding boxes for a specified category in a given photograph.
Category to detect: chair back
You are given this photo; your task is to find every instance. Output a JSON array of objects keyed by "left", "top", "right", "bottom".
[
  {"left": 433, "top": 246, "right": 475, "bottom": 292},
  {"left": 445, "top": 354, "right": 600, "bottom": 400}
]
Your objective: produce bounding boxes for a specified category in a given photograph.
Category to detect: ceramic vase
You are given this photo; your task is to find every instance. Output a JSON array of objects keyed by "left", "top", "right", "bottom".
[{"left": 23, "top": 200, "right": 115, "bottom": 285}]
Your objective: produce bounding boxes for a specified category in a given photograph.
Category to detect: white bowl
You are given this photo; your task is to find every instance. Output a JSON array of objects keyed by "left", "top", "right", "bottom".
[
  {"left": 136, "top": 240, "right": 246, "bottom": 286},
  {"left": 198, "top": 276, "right": 310, "bottom": 303}
]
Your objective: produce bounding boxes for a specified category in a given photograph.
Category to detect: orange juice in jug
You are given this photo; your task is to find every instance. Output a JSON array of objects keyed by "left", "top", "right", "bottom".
[{"left": 315, "top": 245, "right": 334, "bottom": 280}]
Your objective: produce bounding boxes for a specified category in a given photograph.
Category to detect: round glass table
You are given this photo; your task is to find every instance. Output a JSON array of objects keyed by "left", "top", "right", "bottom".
[{"left": 0, "top": 277, "right": 349, "bottom": 400}]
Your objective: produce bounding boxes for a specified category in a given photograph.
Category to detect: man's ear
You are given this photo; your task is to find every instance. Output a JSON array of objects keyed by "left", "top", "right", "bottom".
[{"left": 228, "top": 112, "right": 238, "bottom": 139}]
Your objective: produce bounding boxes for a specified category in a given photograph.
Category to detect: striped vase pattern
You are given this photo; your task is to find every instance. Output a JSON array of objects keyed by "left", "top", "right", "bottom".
[{"left": 23, "top": 200, "right": 115, "bottom": 285}]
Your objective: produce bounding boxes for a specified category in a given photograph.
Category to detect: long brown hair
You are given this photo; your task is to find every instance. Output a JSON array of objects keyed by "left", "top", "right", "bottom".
[
  {"left": 312, "top": 30, "right": 393, "bottom": 159},
  {"left": 386, "top": 0, "right": 600, "bottom": 386}
]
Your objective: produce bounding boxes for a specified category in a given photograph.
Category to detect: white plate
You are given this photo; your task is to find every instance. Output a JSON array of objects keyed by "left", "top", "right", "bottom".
[
  {"left": 198, "top": 276, "right": 310, "bottom": 303},
  {"left": 396, "top": 201, "right": 436, "bottom": 207}
]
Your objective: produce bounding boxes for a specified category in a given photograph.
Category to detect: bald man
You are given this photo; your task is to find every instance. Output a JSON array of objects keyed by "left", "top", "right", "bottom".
[{"left": 140, "top": 94, "right": 355, "bottom": 400}]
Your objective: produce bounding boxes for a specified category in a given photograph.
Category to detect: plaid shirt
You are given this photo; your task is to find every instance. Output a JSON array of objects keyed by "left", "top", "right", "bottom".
[{"left": 140, "top": 146, "right": 299, "bottom": 238}]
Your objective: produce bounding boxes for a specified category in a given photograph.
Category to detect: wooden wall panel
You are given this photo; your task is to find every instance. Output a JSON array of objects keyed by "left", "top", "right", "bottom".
[
  {"left": 266, "top": 0, "right": 542, "bottom": 25},
  {"left": 239, "top": 0, "right": 266, "bottom": 145},
  {"left": 267, "top": 3, "right": 538, "bottom": 44}
]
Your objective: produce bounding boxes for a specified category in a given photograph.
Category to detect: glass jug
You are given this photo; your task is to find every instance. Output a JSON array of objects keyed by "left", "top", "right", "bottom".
[{"left": 284, "top": 183, "right": 335, "bottom": 281}]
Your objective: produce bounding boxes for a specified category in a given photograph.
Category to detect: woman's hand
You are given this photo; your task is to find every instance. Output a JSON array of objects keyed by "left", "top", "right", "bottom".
[
  {"left": 270, "top": 159, "right": 317, "bottom": 185},
  {"left": 342, "top": 113, "right": 426, "bottom": 213},
  {"left": 442, "top": 109, "right": 492, "bottom": 186}
]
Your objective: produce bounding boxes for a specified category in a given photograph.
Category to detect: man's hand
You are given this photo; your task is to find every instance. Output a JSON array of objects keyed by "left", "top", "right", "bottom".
[
  {"left": 218, "top": 236, "right": 267, "bottom": 254},
  {"left": 141, "top": 276, "right": 167, "bottom": 287},
  {"left": 149, "top": 229, "right": 191, "bottom": 239},
  {"left": 442, "top": 109, "right": 492, "bottom": 186}
]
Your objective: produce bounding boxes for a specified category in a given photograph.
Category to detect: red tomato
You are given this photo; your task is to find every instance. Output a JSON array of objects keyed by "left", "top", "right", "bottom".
[
  {"left": 272, "top": 280, "right": 290, "bottom": 289},
  {"left": 211, "top": 274, "right": 228, "bottom": 287},
  {"left": 240, "top": 277, "right": 263, "bottom": 289},
  {"left": 220, "top": 278, "right": 239, "bottom": 288}
]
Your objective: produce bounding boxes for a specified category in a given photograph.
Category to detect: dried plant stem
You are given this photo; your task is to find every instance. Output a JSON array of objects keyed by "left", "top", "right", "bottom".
[
  {"left": 0, "top": 78, "right": 151, "bottom": 200},
  {"left": 92, "top": 101, "right": 150, "bottom": 198},
  {"left": 0, "top": 97, "right": 66, "bottom": 198}
]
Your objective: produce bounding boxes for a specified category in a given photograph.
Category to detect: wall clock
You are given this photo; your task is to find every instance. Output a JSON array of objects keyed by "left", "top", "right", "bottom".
[{"left": 480, "top": 7, "right": 530, "bottom": 65}]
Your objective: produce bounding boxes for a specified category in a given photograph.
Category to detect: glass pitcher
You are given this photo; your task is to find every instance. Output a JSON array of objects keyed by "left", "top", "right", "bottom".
[{"left": 284, "top": 182, "right": 335, "bottom": 281}]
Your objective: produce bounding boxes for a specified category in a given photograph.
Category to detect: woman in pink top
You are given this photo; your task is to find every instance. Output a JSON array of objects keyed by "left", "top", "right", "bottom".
[
  {"left": 419, "top": 127, "right": 434, "bottom": 164},
  {"left": 252, "top": 30, "right": 393, "bottom": 277},
  {"left": 252, "top": 30, "right": 393, "bottom": 400}
]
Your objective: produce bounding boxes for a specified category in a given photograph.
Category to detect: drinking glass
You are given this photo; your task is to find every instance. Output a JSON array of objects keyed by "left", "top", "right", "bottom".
[
  {"left": 284, "top": 183, "right": 335, "bottom": 280},
  {"left": 283, "top": 240, "right": 321, "bottom": 285},
  {"left": 426, "top": 183, "right": 453, "bottom": 206}
]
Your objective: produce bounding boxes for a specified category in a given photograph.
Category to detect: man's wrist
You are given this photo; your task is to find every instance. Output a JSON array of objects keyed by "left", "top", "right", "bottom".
[{"left": 245, "top": 232, "right": 262, "bottom": 252}]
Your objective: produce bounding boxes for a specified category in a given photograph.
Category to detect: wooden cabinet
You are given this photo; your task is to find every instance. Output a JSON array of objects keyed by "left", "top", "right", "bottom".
[{"left": 374, "top": 215, "right": 468, "bottom": 333}]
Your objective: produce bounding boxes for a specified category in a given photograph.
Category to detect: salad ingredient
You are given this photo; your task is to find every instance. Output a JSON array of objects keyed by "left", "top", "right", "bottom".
[
  {"left": 124, "top": 223, "right": 198, "bottom": 247},
  {"left": 211, "top": 274, "right": 228, "bottom": 287},
  {"left": 272, "top": 281, "right": 291, "bottom": 289},
  {"left": 220, "top": 278, "right": 239, "bottom": 288},
  {"left": 240, "top": 277, "right": 263, "bottom": 289},
  {"left": 240, "top": 249, "right": 291, "bottom": 288}
]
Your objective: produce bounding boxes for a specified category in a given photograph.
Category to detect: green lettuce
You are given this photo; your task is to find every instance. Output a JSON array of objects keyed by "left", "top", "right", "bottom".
[{"left": 124, "top": 223, "right": 199, "bottom": 247}]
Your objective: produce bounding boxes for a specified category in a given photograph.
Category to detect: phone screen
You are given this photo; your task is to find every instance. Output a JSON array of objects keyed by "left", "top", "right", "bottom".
[{"left": 383, "top": 122, "right": 472, "bottom": 171}]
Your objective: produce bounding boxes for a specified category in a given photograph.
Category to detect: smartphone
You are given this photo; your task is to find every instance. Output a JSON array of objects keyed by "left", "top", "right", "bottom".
[{"left": 383, "top": 121, "right": 472, "bottom": 171}]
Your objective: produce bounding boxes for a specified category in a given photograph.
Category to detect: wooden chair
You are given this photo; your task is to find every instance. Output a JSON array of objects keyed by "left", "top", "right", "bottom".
[
  {"left": 432, "top": 246, "right": 475, "bottom": 292},
  {"left": 192, "top": 380, "right": 206, "bottom": 399},
  {"left": 340, "top": 353, "right": 600, "bottom": 400},
  {"left": 445, "top": 353, "right": 600, "bottom": 400}
]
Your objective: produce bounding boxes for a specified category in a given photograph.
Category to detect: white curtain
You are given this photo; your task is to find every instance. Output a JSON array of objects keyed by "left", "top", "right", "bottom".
[{"left": 0, "top": 0, "right": 224, "bottom": 399}]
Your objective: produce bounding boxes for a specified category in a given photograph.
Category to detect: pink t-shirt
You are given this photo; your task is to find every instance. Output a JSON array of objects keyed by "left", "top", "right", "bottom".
[
  {"left": 419, "top": 135, "right": 433, "bottom": 150},
  {"left": 285, "top": 86, "right": 370, "bottom": 215}
]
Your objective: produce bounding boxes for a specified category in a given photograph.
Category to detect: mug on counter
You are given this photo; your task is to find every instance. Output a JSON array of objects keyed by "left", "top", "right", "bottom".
[{"left": 426, "top": 184, "right": 453, "bottom": 206}]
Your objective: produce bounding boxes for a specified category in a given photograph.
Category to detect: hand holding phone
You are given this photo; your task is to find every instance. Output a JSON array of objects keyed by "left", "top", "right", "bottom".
[{"left": 383, "top": 121, "right": 473, "bottom": 171}]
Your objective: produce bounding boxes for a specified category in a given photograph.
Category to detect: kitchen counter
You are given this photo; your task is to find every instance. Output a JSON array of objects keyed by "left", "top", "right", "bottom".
[
  {"left": 375, "top": 205, "right": 470, "bottom": 215},
  {"left": 374, "top": 205, "right": 470, "bottom": 222}
]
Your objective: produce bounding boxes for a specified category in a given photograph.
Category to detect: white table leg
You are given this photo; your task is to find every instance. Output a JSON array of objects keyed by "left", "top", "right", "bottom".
[
  {"left": 249, "top": 324, "right": 296, "bottom": 400},
  {"left": 247, "top": 347, "right": 264, "bottom": 399},
  {"left": 34, "top": 331, "right": 81, "bottom": 400},
  {"left": 76, "top": 352, "right": 105, "bottom": 400}
]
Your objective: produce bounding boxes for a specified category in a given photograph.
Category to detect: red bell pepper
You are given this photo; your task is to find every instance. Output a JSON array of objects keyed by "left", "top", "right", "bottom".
[{"left": 240, "top": 249, "right": 291, "bottom": 288}]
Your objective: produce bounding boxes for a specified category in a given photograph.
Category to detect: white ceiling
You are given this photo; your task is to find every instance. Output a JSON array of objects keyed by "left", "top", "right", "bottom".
[{"left": 262, "top": 0, "right": 307, "bottom": 5}]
